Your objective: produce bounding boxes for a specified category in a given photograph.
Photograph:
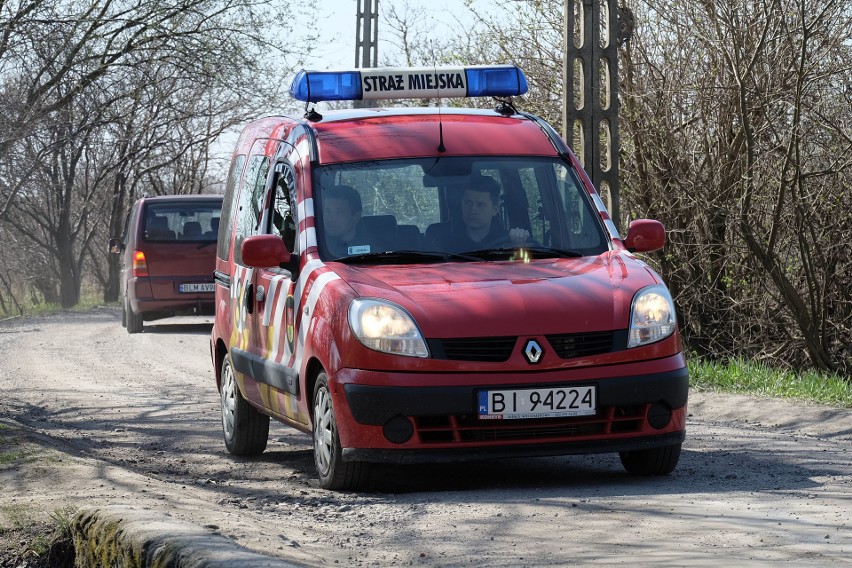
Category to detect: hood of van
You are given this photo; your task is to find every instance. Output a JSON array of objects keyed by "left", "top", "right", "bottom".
[{"left": 332, "top": 252, "right": 660, "bottom": 338}]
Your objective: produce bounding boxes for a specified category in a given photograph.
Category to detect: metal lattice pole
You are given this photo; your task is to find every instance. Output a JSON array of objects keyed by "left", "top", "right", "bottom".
[
  {"left": 354, "top": 0, "right": 379, "bottom": 109},
  {"left": 564, "top": 0, "right": 630, "bottom": 229}
]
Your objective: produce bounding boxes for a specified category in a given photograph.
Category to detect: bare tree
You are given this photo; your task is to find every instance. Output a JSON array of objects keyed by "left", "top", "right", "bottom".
[
  {"left": 0, "top": 0, "right": 305, "bottom": 309},
  {"left": 3, "top": 80, "right": 115, "bottom": 308},
  {"left": 0, "top": 0, "right": 299, "bottom": 220},
  {"left": 621, "top": 0, "right": 852, "bottom": 373}
]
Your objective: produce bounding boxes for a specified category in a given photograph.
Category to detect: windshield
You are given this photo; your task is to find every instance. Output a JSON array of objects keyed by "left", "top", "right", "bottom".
[
  {"left": 143, "top": 201, "right": 221, "bottom": 243},
  {"left": 314, "top": 157, "right": 609, "bottom": 261}
]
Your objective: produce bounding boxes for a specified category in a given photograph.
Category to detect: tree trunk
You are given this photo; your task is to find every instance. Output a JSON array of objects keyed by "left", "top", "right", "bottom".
[{"left": 104, "top": 170, "right": 129, "bottom": 303}]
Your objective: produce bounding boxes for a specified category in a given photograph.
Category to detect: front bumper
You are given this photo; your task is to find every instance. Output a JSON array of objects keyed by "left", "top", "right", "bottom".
[
  {"left": 343, "top": 431, "right": 685, "bottom": 464},
  {"left": 338, "top": 365, "right": 689, "bottom": 464}
]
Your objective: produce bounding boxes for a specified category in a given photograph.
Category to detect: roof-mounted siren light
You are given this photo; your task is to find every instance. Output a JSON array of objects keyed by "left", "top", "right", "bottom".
[{"left": 289, "top": 65, "right": 529, "bottom": 103}]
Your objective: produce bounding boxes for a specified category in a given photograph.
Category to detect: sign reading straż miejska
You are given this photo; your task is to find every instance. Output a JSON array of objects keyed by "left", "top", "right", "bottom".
[{"left": 360, "top": 67, "right": 468, "bottom": 99}]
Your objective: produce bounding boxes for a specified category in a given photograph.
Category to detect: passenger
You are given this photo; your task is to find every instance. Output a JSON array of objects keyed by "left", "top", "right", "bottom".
[{"left": 321, "top": 185, "right": 385, "bottom": 258}]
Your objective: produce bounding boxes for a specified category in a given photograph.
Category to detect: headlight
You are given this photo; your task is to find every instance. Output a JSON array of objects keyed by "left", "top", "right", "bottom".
[
  {"left": 349, "top": 299, "right": 429, "bottom": 357},
  {"left": 628, "top": 285, "right": 676, "bottom": 348}
]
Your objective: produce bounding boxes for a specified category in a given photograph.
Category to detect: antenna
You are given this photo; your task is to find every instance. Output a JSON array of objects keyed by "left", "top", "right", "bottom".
[{"left": 435, "top": 63, "right": 446, "bottom": 152}]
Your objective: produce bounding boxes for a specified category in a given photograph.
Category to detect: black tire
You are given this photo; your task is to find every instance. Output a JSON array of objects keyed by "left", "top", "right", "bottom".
[
  {"left": 619, "top": 443, "right": 682, "bottom": 476},
  {"left": 220, "top": 356, "right": 269, "bottom": 455},
  {"left": 125, "top": 299, "right": 143, "bottom": 334},
  {"left": 313, "top": 372, "right": 370, "bottom": 490}
]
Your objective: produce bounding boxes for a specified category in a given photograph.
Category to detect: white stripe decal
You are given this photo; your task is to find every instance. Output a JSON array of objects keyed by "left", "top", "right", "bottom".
[
  {"left": 605, "top": 219, "right": 621, "bottom": 240},
  {"left": 295, "top": 259, "right": 325, "bottom": 313},
  {"left": 307, "top": 226, "right": 317, "bottom": 248},
  {"left": 268, "top": 277, "right": 291, "bottom": 361},
  {"left": 262, "top": 275, "right": 282, "bottom": 326},
  {"left": 298, "top": 198, "right": 314, "bottom": 221},
  {"left": 294, "top": 269, "right": 340, "bottom": 370},
  {"left": 299, "top": 199, "right": 317, "bottom": 250}
]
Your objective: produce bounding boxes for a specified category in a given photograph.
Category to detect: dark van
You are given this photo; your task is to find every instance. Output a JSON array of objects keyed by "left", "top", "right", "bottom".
[{"left": 111, "top": 194, "right": 223, "bottom": 333}]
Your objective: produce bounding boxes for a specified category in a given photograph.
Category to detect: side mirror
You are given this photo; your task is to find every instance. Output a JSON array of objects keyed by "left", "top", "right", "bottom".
[
  {"left": 241, "top": 234, "right": 292, "bottom": 268},
  {"left": 624, "top": 219, "right": 665, "bottom": 253},
  {"left": 108, "top": 238, "right": 124, "bottom": 254}
]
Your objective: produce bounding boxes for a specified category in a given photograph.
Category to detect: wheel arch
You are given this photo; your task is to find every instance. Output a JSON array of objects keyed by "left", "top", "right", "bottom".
[
  {"left": 304, "top": 356, "right": 326, "bottom": 423},
  {"left": 214, "top": 338, "right": 229, "bottom": 391}
]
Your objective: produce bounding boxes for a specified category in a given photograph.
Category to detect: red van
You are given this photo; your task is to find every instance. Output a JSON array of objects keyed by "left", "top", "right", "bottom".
[
  {"left": 112, "top": 194, "right": 223, "bottom": 333},
  {"left": 211, "top": 66, "right": 687, "bottom": 489}
]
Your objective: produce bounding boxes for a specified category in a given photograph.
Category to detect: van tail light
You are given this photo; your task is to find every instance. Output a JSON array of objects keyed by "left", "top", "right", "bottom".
[{"left": 132, "top": 250, "right": 149, "bottom": 278}]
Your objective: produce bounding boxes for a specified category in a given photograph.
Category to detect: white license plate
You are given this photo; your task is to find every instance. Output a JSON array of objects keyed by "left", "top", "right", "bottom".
[
  {"left": 478, "top": 385, "right": 596, "bottom": 419},
  {"left": 179, "top": 283, "right": 214, "bottom": 293}
]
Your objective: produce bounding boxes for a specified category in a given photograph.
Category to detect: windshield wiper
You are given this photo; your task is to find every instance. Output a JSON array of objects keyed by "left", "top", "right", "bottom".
[
  {"left": 522, "top": 246, "right": 583, "bottom": 258},
  {"left": 335, "top": 250, "right": 483, "bottom": 264},
  {"left": 458, "top": 246, "right": 583, "bottom": 259}
]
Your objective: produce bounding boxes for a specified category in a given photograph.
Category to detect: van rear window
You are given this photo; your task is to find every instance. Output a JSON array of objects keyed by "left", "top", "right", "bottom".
[{"left": 144, "top": 201, "right": 222, "bottom": 243}]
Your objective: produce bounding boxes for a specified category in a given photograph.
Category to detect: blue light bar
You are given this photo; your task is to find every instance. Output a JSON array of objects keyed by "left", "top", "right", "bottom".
[
  {"left": 289, "top": 65, "right": 528, "bottom": 103},
  {"left": 465, "top": 65, "right": 529, "bottom": 97},
  {"left": 289, "top": 70, "right": 362, "bottom": 102}
]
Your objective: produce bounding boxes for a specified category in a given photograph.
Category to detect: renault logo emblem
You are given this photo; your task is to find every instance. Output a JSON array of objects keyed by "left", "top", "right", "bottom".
[{"left": 523, "top": 339, "right": 543, "bottom": 364}]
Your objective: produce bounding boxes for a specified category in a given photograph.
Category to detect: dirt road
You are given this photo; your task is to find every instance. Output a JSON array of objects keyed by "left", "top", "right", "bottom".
[{"left": 1, "top": 308, "right": 850, "bottom": 567}]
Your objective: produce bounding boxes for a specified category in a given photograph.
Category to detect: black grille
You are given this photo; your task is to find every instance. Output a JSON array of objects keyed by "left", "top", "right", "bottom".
[
  {"left": 427, "top": 337, "right": 516, "bottom": 362},
  {"left": 412, "top": 405, "right": 648, "bottom": 444},
  {"left": 545, "top": 330, "right": 624, "bottom": 359},
  {"left": 427, "top": 330, "right": 626, "bottom": 362}
]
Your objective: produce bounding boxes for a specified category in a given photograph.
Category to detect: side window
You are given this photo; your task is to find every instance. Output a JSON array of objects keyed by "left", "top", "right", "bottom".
[
  {"left": 235, "top": 155, "right": 270, "bottom": 264},
  {"left": 553, "top": 166, "right": 606, "bottom": 251},
  {"left": 122, "top": 203, "right": 138, "bottom": 245},
  {"left": 217, "top": 154, "right": 246, "bottom": 260},
  {"left": 496, "top": 160, "right": 606, "bottom": 252},
  {"left": 518, "top": 167, "right": 546, "bottom": 244},
  {"left": 270, "top": 162, "right": 298, "bottom": 253}
]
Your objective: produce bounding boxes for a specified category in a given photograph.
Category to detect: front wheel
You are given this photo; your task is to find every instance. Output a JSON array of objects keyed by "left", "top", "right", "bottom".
[
  {"left": 619, "top": 443, "right": 681, "bottom": 476},
  {"left": 313, "top": 373, "right": 370, "bottom": 490},
  {"left": 220, "top": 356, "right": 269, "bottom": 455}
]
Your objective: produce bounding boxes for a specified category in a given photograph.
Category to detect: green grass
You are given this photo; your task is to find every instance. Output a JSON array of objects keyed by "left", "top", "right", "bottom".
[
  {"left": 0, "top": 288, "right": 117, "bottom": 319},
  {"left": 15, "top": 296, "right": 117, "bottom": 317},
  {"left": 0, "top": 423, "right": 37, "bottom": 466},
  {"left": 29, "top": 509, "right": 75, "bottom": 556},
  {"left": 689, "top": 357, "right": 852, "bottom": 409},
  {"left": 0, "top": 507, "right": 76, "bottom": 565},
  {"left": 0, "top": 449, "right": 31, "bottom": 466}
]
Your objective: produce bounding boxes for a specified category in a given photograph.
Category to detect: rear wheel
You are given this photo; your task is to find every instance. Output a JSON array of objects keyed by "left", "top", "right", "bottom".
[
  {"left": 313, "top": 372, "right": 370, "bottom": 490},
  {"left": 220, "top": 356, "right": 269, "bottom": 455},
  {"left": 619, "top": 443, "right": 681, "bottom": 476},
  {"left": 125, "top": 299, "right": 143, "bottom": 334}
]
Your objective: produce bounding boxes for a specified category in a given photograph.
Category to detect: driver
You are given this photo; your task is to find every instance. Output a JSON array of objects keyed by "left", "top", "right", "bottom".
[{"left": 447, "top": 175, "right": 529, "bottom": 251}]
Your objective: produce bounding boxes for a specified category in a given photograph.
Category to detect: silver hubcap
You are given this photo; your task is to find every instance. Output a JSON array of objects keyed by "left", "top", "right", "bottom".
[
  {"left": 314, "top": 386, "right": 334, "bottom": 475},
  {"left": 221, "top": 362, "right": 237, "bottom": 442}
]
